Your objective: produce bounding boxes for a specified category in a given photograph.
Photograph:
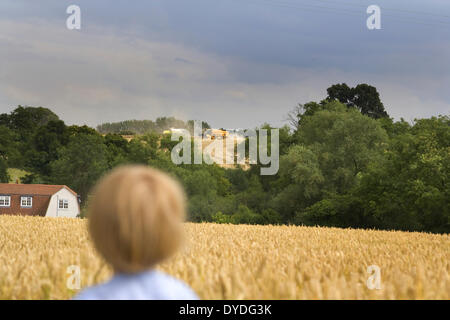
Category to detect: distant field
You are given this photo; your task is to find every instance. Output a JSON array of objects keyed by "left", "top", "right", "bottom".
[{"left": 0, "top": 216, "right": 448, "bottom": 299}]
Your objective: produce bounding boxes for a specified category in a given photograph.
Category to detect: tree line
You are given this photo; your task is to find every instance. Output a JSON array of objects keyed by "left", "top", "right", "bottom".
[
  {"left": 0, "top": 83, "right": 448, "bottom": 233},
  {"left": 97, "top": 118, "right": 211, "bottom": 135}
]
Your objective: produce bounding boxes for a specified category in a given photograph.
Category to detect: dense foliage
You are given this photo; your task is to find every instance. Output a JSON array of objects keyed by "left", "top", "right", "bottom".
[{"left": 1, "top": 83, "right": 448, "bottom": 233}]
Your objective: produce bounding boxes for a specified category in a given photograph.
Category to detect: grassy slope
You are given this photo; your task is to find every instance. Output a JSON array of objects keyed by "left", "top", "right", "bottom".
[{"left": 7, "top": 168, "right": 29, "bottom": 183}]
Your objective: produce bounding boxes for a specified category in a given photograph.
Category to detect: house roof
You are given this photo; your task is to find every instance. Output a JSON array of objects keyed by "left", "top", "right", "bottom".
[{"left": 0, "top": 183, "right": 77, "bottom": 196}]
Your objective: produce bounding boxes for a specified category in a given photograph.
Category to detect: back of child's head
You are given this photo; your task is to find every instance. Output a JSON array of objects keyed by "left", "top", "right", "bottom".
[{"left": 88, "top": 165, "right": 186, "bottom": 273}]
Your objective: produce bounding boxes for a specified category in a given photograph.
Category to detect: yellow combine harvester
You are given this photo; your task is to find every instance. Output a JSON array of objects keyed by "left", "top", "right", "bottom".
[
  {"left": 163, "top": 128, "right": 186, "bottom": 135},
  {"left": 163, "top": 128, "right": 229, "bottom": 140},
  {"left": 205, "top": 129, "right": 229, "bottom": 140}
]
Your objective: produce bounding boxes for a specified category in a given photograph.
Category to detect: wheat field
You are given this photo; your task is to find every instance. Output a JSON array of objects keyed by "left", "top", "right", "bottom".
[{"left": 0, "top": 215, "right": 448, "bottom": 300}]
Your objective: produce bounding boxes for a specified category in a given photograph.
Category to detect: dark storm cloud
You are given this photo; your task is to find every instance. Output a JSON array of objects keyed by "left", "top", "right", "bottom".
[{"left": 0, "top": 0, "right": 449, "bottom": 128}]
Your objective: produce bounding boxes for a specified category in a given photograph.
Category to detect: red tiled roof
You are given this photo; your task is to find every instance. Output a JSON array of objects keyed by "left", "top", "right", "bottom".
[{"left": 0, "top": 184, "right": 77, "bottom": 196}]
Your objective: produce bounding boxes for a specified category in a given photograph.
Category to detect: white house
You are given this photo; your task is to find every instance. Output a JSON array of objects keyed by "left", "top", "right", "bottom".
[{"left": 0, "top": 183, "right": 80, "bottom": 218}]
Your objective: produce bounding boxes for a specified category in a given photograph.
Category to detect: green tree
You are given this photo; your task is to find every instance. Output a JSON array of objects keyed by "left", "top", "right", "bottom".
[
  {"left": 126, "top": 133, "right": 159, "bottom": 164},
  {"left": 0, "top": 158, "right": 9, "bottom": 182},
  {"left": 276, "top": 101, "right": 388, "bottom": 223},
  {"left": 50, "top": 134, "right": 108, "bottom": 203},
  {"left": 231, "top": 205, "right": 263, "bottom": 224},
  {"left": 236, "top": 175, "right": 267, "bottom": 213},
  {"left": 7, "top": 106, "right": 59, "bottom": 140},
  {"left": 273, "top": 145, "right": 324, "bottom": 221},
  {"left": 297, "top": 101, "right": 388, "bottom": 194},
  {"left": 354, "top": 116, "right": 450, "bottom": 232},
  {"left": 327, "top": 83, "right": 389, "bottom": 119},
  {"left": 0, "top": 125, "right": 21, "bottom": 167},
  {"left": 25, "top": 120, "right": 69, "bottom": 175},
  {"left": 225, "top": 168, "right": 249, "bottom": 192},
  {"left": 67, "top": 125, "right": 100, "bottom": 137}
]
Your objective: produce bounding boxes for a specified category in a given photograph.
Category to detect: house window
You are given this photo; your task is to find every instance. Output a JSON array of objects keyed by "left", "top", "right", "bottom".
[
  {"left": 58, "top": 199, "right": 69, "bottom": 209},
  {"left": 0, "top": 195, "right": 10, "bottom": 207},
  {"left": 21, "top": 196, "right": 33, "bottom": 208}
]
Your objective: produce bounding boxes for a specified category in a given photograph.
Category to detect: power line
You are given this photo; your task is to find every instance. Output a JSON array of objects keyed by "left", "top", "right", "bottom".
[
  {"left": 258, "top": 0, "right": 450, "bottom": 25},
  {"left": 243, "top": 0, "right": 364, "bottom": 16},
  {"left": 230, "top": 0, "right": 450, "bottom": 29},
  {"left": 312, "top": 0, "right": 450, "bottom": 19}
]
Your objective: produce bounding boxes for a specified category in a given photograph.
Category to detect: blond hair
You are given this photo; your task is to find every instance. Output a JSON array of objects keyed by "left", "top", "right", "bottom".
[{"left": 88, "top": 165, "right": 186, "bottom": 273}]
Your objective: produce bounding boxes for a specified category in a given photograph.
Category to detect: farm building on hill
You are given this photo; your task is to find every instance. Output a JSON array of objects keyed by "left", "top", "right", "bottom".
[{"left": 0, "top": 184, "right": 80, "bottom": 218}]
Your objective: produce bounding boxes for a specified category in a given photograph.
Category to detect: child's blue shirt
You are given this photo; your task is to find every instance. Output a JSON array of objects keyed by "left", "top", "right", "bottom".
[{"left": 74, "top": 270, "right": 198, "bottom": 300}]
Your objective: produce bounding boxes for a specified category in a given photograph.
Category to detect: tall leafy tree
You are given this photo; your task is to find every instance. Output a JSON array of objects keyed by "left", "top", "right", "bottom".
[
  {"left": 298, "top": 101, "right": 388, "bottom": 192},
  {"left": 25, "top": 120, "right": 69, "bottom": 175},
  {"left": 327, "top": 83, "right": 389, "bottom": 119},
  {"left": 276, "top": 101, "right": 388, "bottom": 222},
  {"left": 50, "top": 134, "right": 108, "bottom": 203},
  {"left": 7, "top": 106, "right": 59, "bottom": 139}
]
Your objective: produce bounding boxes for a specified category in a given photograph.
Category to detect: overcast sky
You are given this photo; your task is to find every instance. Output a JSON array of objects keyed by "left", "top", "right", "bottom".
[{"left": 0, "top": 0, "right": 449, "bottom": 128}]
